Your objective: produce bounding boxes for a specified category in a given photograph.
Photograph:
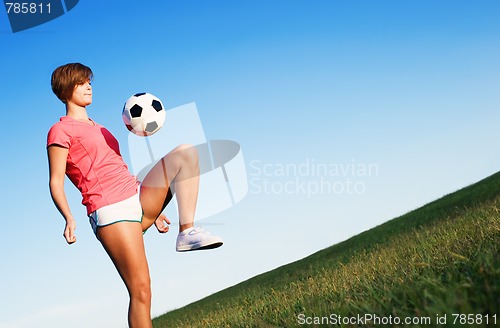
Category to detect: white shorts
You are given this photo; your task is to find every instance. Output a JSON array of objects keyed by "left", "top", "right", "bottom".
[{"left": 88, "top": 193, "right": 143, "bottom": 235}]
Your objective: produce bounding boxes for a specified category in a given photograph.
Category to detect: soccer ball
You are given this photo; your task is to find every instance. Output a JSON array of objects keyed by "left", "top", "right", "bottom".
[{"left": 122, "top": 92, "right": 166, "bottom": 136}]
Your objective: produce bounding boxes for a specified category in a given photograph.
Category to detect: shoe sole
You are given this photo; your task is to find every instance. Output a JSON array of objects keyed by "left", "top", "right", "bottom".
[{"left": 176, "top": 241, "right": 223, "bottom": 252}]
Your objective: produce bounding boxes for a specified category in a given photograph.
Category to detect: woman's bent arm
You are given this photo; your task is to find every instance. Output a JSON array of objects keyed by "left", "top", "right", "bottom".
[{"left": 48, "top": 145, "right": 76, "bottom": 244}]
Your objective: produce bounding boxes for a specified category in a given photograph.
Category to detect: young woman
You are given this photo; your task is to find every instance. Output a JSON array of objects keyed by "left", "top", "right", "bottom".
[{"left": 47, "top": 62, "right": 222, "bottom": 327}]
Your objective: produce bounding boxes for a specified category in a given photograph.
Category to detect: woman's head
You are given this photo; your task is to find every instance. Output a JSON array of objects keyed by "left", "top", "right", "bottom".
[{"left": 51, "top": 63, "right": 93, "bottom": 104}]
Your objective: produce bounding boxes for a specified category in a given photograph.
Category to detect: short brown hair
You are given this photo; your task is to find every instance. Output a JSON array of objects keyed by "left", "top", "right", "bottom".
[{"left": 51, "top": 63, "right": 93, "bottom": 103}]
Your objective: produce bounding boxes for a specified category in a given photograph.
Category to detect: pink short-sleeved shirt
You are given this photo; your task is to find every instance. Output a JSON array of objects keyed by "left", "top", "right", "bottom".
[{"left": 47, "top": 116, "right": 139, "bottom": 215}]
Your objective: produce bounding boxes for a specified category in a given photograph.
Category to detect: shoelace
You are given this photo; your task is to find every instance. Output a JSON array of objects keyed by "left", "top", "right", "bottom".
[{"left": 191, "top": 226, "right": 209, "bottom": 235}]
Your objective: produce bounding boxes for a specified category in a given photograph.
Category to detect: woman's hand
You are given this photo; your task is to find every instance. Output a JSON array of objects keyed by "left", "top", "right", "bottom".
[
  {"left": 154, "top": 214, "right": 171, "bottom": 233},
  {"left": 63, "top": 217, "right": 77, "bottom": 244}
]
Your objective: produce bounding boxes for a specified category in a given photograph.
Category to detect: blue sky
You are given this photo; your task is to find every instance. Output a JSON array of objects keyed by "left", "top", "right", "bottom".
[{"left": 1, "top": 1, "right": 499, "bottom": 327}]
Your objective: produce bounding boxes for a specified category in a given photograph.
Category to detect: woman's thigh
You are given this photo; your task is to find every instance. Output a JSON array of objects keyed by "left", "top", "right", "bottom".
[
  {"left": 139, "top": 156, "right": 173, "bottom": 230},
  {"left": 97, "top": 222, "right": 151, "bottom": 292}
]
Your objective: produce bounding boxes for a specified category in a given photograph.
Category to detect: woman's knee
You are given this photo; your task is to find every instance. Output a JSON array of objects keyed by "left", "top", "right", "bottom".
[
  {"left": 173, "top": 144, "right": 199, "bottom": 164},
  {"left": 129, "top": 278, "right": 152, "bottom": 303}
]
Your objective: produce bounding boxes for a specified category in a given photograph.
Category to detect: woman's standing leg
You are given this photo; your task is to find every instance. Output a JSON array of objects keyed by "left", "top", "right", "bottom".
[{"left": 97, "top": 222, "right": 152, "bottom": 328}]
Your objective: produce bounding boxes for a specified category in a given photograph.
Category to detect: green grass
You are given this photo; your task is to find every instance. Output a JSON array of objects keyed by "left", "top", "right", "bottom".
[{"left": 153, "top": 172, "right": 500, "bottom": 327}]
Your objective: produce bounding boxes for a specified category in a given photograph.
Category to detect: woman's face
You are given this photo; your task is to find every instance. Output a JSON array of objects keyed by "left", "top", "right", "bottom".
[{"left": 68, "top": 80, "right": 92, "bottom": 107}]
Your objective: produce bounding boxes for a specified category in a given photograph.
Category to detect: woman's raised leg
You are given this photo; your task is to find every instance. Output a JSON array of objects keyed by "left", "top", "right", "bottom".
[
  {"left": 140, "top": 144, "right": 223, "bottom": 251},
  {"left": 140, "top": 144, "right": 200, "bottom": 231}
]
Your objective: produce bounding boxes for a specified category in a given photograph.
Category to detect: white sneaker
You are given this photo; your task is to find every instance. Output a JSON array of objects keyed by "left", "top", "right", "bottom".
[{"left": 176, "top": 227, "right": 223, "bottom": 252}]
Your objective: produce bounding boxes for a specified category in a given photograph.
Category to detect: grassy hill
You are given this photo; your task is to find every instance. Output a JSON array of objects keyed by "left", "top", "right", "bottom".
[{"left": 153, "top": 172, "right": 500, "bottom": 327}]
